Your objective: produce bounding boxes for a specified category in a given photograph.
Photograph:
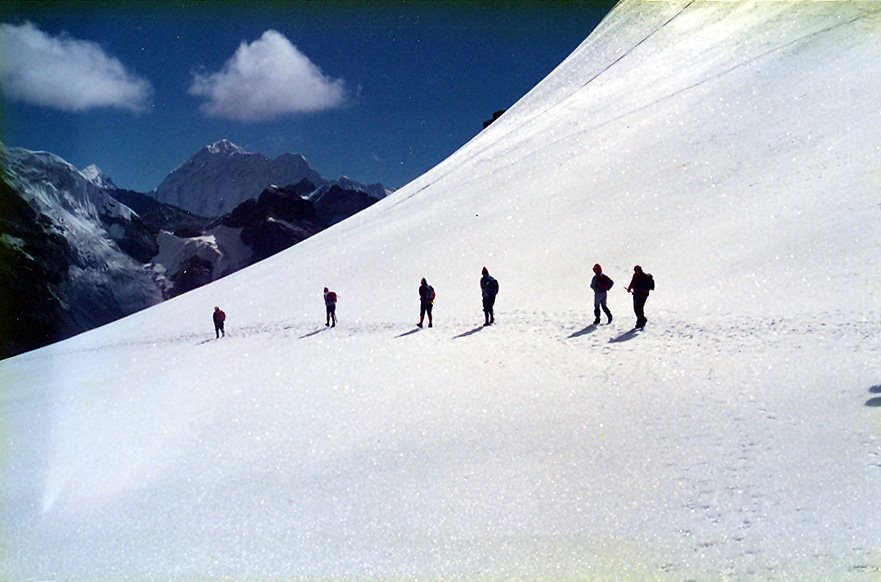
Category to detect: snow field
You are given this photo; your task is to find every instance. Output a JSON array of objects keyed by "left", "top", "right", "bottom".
[{"left": 3, "top": 308, "right": 879, "bottom": 578}]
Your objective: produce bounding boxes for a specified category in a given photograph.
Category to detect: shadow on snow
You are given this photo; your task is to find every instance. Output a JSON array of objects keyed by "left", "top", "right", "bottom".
[
  {"left": 568, "top": 324, "right": 598, "bottom": 339},
  {"left": 453, "top": 326, "right": 486, "bottom": 339},
  {"left": 609, "top": 328, "right": 641, "bottom": 343},
  {"left": 395, "top": 328, "right": 422, "bottom": 338},
  {"left": 866, "top": 385, "right": 881, "bottom": 407},
  {"left": 299, "top": 328, "right": 327, "bottom": 339}
]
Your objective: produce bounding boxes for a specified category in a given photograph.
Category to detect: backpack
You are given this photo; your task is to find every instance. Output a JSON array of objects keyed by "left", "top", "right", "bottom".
[
  {"left": 647, "top": 275, "right": 654, "bottom": 290},
  {"left": 486, "top": 276, "right": 499, "bottom": 296},
  {"left": 427, "top": 286, "right": 436, "bottom": 301},
  {"left": 326, "top": 291, "right": 337, "bottom": 303},
  {"left": 600, "top": 274, "right": 614, "bottom": 291}
]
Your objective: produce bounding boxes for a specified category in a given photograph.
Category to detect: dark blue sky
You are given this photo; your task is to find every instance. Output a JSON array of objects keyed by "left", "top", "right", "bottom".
[{"left": 2, "top": 1, "right": 614, "bottom": 192}]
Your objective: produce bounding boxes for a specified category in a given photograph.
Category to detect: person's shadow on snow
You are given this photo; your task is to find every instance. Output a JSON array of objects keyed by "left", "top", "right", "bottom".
[
  {"left": 865, "top": 385, "right": 881, "bottom": 407},
  {"left": 395, "top": 328, "right": 422, "bottom": 338},
  {"left": 568, "top": 324, "right": 597, "bottom": 339},
  {"left": 299, "top": 328, "right": 326, "bottom": 339},
  {"left": 609, "top": 329, "right": 641, "bottom": 343},
  {"left": 453, "top": 326, "right": 485, "bottom": 339}
]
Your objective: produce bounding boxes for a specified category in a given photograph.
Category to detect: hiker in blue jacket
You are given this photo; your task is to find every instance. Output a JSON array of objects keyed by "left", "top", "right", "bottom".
[
  {"left": 480, "top": 266, "right": 499, "bottom": 326},
  {"left": 589, "top": 263, "right": 614, "bottom": 325}
]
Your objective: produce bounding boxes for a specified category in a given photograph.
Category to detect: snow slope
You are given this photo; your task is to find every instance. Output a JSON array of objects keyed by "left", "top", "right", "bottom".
[{"left": 3, "top": 1, "right": 881, "bottom": 579}]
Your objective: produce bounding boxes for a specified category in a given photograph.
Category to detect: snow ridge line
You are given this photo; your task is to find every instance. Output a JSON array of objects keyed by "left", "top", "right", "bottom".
[
  {"left": 483, "top": 0, "right": 696, "bottom": 144},
  {"left": 447, "top": 6, "right": 881, "bottom": 196},
  {"left": 384, "top": 2, "right": 697, "bottom": 212},
  {"left": 578, "top": 0, "right": 697, "bottom": 90}
]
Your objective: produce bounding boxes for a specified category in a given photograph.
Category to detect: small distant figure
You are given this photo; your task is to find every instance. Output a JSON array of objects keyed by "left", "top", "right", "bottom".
[
  {"left": 480, "top": 266, "right": 499, "bottom": 326},
  {"left": 417, "top": 278, "right": 435, "bottom": 328},
  {"left": 213, "top": 306, "right": 226, "bottom": 338},
  {"left": 626, "top": 265, "right": 655, "bottom": 329},
  {"left": 590, "top": 263, "right": 614, "bottom": 325},
  {"left": 323, "top": 287, "right": 337, "bottom": 327}
]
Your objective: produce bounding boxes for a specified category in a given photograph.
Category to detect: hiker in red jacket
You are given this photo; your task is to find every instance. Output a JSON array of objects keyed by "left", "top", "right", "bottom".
[
  {"left": 589, "top": 263, "right": 614, "bottom": 325},
  {"left": 213, "top": 306, "right": 226, "bottom": 338},
  {"left": 324, "top": 287, "right": 337, "bottom": 327}
]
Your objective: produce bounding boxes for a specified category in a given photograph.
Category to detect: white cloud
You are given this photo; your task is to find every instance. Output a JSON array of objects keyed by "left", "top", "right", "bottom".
[
  {"left": 189, "top": 30, "right": 346, "bottom": 122},
  {"left": 0, "top": 22, "right": 152, "bottom": 113}
]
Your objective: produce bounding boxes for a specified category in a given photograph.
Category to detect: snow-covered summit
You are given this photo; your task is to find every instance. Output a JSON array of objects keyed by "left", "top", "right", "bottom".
[
  {"left": 153, "top": 139, "right": 326, "bottom": 216},
  {"left": 1, "top": 142, "right": 132, "bottom": 223},
  {"left": 79, "top": 163, "right": 118, "bottom": 189},
  {"left": 205, "top": 138, "right": 246, "bottom": 155},
  {"left": 2, "top": 2, "right": 880, "bottom": 579}
]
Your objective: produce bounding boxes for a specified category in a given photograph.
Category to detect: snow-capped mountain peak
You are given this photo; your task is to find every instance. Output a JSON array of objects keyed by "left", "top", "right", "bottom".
[
  {"left": 153, "top": 140, "right": 385, "bottom": 217},
  {"left": 2, "top": 143, "right": 132, "bottom": 222},
  {"left": 206, "top": 139, "right": 247, "bottom": 155},
  {"left": 80, "top": 164, "right": 117, "bottom": 190}
]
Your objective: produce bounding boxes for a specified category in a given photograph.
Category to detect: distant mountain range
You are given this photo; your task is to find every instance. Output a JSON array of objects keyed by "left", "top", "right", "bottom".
[
  {"left": 0, "top": 140, "right": 388, "bottom": 358},
  {"left": 154, "top": 139, "right": 388, "bottom": 216}
]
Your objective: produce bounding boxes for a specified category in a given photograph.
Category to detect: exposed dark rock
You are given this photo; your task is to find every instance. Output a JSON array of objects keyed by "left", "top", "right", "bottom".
[
  {"left": 312, "top": 184, "right": 377, "bottom": 226},
  {"left": 170, "top": 255, "right": 214, "bottom": 296},
  {"left": 100, "top": 211, "right": 159, "bottom": 264},
  {"left": 216, "top": 182, "right": 324, "bottom": 263},
  {"left": 110, "top": 188, "right": 210, "bottom": 233},
  {"left": 0, "top": 179, "right": 80, "bottom": 358},
  {"left": 241, "top": 217, "right": 317, "bottom": 262},
  {"left": 218, "top": 181, "right": 317, "bottom": 229},
  {"left": 483, "top": 109, "right": 507, "bottom": 129}
]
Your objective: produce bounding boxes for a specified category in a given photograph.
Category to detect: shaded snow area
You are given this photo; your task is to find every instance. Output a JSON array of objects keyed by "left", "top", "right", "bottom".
[
  {"left": 2, "top": 1, "right": 881, "bottom": 579},
  {"left": 154, "top": 225, "right": 251, "bottom": 279}
]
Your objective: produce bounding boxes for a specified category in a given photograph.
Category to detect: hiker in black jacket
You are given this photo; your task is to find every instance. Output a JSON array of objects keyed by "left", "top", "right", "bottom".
[
  {"left": 480, "top": 266, "right": 499, "bottom": 326},
  {"left": 418, "top": 278, "right": 435, "bottom": 328},
  {"left": 625, "top": 265, "right": 654, "bottom": 329},
  {"left": 323, "top": 287, "right": 337, "bottom": 327},
  {"left": 213, "top": 306, "right": 226, "bottom": 338}
]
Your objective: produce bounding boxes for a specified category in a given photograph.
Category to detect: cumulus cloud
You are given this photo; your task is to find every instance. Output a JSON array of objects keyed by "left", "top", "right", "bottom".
[
  {"left": 0, "top": 21, "right": 152, "bottom": 112},
  {"left": 189, "top": 30, "right": 346, "bottom": 122}
]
